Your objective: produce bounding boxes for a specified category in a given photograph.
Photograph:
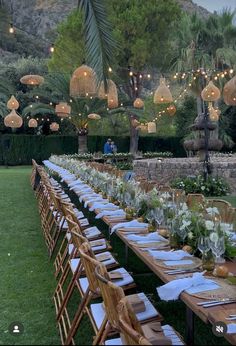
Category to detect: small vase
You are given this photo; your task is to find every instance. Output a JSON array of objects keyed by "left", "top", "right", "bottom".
[{"left": 202, "top": 251, "right": 215, "bottom": 272}]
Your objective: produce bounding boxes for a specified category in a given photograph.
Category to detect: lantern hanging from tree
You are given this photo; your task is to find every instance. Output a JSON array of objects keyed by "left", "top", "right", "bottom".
[
  {"left": 133, "top": 98, "right": 144, "bottom": 109},
  {"left": 167, "top": 104, "right": 176, "bottom": 116},
  {"left": 154, "top": 78, "right": 173, "bottom": 104},
  {"left": 201, "top": 81, "right": 220, "bottom": 102},
  {"left": 28, "top": 118, "right": 38, "bottom": 128},
  {"left": 55, "top": 102, "right": 71, "bottom": 118},
  {"left": 20, "top": 74, "right": 44, "bottom": 86},
  {"left": 4, "top": 110, "right": 23, "bottom": 128},
  {"left": 209, "top": 106, "right": 220, "bottom": 122},
  {"left": 50, "top": 122, "right": 59, "bottom": 131},
  {"left": 88, "top": 113, "right": 101, "bottom": 120},
  {"left": 7, "top": 95, "right": 19, "bottom": 110},
  {"left": 223, "top": 75, "right": 236, "bottom": 106},
  {"left": 147, "top": 121, "right": 157, "bottom": 133},
  {"left": 70, "top": 64, "right": 97, "bottom": 97}
]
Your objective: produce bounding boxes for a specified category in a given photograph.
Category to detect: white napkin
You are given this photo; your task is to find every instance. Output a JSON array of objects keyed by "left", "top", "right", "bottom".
[
  {"left": 95, "top": 209, "right": 126, "bottom": 219},
  {"left": 79, "top": 193, "right": 99, "bottom": 203},
  {"left": 85, "top": 198, "right": 108, "bottom": 208},
  {"left": 111, "top": 220, "right": 148, "bottom": 235},
  {"left": 148, "top": 250, "right": 192, "bottom": 261},
  {"left": 227, "top": 324, "right": 236, "bottom": 334},
  {"left": 157, "top": 273, "right": 218, "bottom": 301},
  {"left": 89, "top": 202, "right": 116, "bottom": 211},
  {"left": 126, "top": 232, "right": 166, "bottom": 242},
  {"left": 164, "top": 260, "right": 193, "bottom": 266}
]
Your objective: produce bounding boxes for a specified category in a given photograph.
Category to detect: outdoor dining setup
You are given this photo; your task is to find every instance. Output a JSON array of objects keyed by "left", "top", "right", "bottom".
[{"left": 30, "top": 155, "right": 236, "bottom": 345}]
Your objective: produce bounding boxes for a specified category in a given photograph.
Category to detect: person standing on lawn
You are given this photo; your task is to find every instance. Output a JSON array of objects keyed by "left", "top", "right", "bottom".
[
  {"left": 111, "top": 141, "right": 117, "bottom": 154},
  {"left": 104, "top": 138, "right": 112, "bottom": 154}
]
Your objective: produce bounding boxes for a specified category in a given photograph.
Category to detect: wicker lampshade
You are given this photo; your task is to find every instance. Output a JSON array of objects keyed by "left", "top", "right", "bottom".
[
  {"left": 98, "top": 79, "right": 114, "bottom": 99},
  {"left": 4, "top": 110, "right": 23, "bottom": 128},
  {"left": 55, "top": 102, "right": 71, "bottom": 118},
  {"left": 7, "top": 95, "right": 19, "bottom": 110},
  {"left": 201, "top": 81, "right": 220, "bottom": 102},
  {"left": 28, "top": 118, "right": 38, "bottom": 128},
  {"left": 147, "top": 121, "right": 156, "bottom": 133},
  {"left": 20, "top": 74, "right": 44, "bottom": 86},
  {"left": 209, "top": 106, "right": 220, "bottom": 121},
  {"left": 154, "top": 78, "right": 173, "bottom": 104},
  {"left": 133, "top": 98, "right": 144, "bottom": 109},
  {"left": 167, "top": 104, "right": 176, "bottom": 116},
  {"left": 223, "top": 75, "right": 236, "bottom": 105},
  {"left": 50, "top": 122, "right": 59, "bottom": 131},
  {"left": 70, "top": 64, "right": 97, "bottom": 97},
  {"left": 138, "top": 124, "right": 148, "bottom": 132},
  {"left": 88, "top": 113, "right": 101, "bottom": 120}
]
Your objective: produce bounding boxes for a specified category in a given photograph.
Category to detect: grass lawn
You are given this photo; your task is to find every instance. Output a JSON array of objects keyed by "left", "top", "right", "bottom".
[{"left": 0, "top": 166, "right": 232, "bottom": 345}]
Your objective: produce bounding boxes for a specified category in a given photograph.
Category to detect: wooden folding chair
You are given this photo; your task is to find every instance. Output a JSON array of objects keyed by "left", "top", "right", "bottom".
[
  {"left": 186, "top": 193, "right": 205, "bottom": 210},
  {"left": 93, "top": 263, "right": 162, "bottom": 345},
  {"left": 208, "top": 199, "right": 232, "bottom": 223}
]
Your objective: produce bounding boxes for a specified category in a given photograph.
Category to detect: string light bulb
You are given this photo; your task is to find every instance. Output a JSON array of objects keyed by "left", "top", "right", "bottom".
[
  {"left": 108, "top": 67, "right": 112, "bottom": 72},
  {"left": 9, "top": 23, "right": 15, "bottom": 34},
  {"left": 50, "top": 44, "right": 55, "bottom": 53}
]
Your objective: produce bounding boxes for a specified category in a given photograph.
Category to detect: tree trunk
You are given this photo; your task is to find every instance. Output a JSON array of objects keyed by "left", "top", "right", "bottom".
[
  {"left": 78, "top": 134, "right": 88, "bottom": 153},
  {"left": 197, "top": 96, "right": 203, "bottom": 115},
  {"left": 129, "top": 117, "right": 139, "bottom": 156}
]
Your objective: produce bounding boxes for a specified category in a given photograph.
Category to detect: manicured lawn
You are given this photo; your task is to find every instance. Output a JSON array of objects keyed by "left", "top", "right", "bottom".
[{"left": 0, "top": 166, "right": 231, "bottom": 345}]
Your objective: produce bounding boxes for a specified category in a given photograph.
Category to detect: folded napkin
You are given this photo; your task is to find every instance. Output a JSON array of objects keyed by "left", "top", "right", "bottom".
[
  {"left": 79, "top": 193, "right": 99, "bottom": 203},
  {"left": 89, "top": 202, "right": 116, "bottom": 211},
  {"left": 148, "top": 250, "right": 192, "bottom": 261},
  {"left": 95, "top": 209, "right": 126, "bottom": 219},
  {"left": 111, "top": 220, "right": 148, "bottom": 235},
  {"left": 126, "top": 233, "right": 166, "bottom": 242},
  {"left": 157, "top": 273, "right": 218, "bottom": 301},
  {"left": 227, "top": 324, "right": 236, "bottom": 334},
  {"left": 85, "top": 198, "right": 107, "bottom": 208}
]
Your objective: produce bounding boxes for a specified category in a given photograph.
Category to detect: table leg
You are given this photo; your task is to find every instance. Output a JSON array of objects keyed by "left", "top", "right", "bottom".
[
  {"left": 186, "top": 306, "right": 194, "bottom": 345},
  {"left": 125, "top": 244, "right": 129, "bottom": 267}
]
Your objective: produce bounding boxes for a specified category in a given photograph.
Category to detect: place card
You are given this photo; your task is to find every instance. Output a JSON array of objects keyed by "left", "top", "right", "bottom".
[
  {"left": 96, "top": 254, "right": 111, "bottom": 262},
  {"left": 109, "top": 271, "right": 123, "bottom": 280},
  {"left": 127, "top": 294, "right": 146, "bottom": 313}
]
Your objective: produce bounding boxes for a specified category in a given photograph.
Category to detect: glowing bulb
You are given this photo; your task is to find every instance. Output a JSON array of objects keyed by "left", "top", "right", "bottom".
[
  {"left": 120, "top": 103, "right": 123, "bottom": 106},
  {"left": 50, "top": 44, "right": 55, "bottom": 53},
  {"left": 36, "top": 95, "right": 39, "bottom": 99},
  {"left": 84, "top": 72, "right": 87, "bottom": 76},
  {"left": 139, "top": 74, "right": 142, "bottom": 78},
  {"left": 230, "top": 69, "right": 234, "bottom": 74},
  {"left": 147, "top": 74, "right": 151, "bottom": 78},
  {"left": 9, "top": 23, "right": 14, "bottom": 34},
  {"left": 108, "top": 67, "right": 112, "bottom": 72},
  {"left": 214, "top": 76, "right": 218, "bottom": 80},
  {"left": 221, "top": 74, "right": 225, "bottom": 78},
  {"left": 129, "top": 71, "right": 133, "bottom": 76},
  {"left": 70, "top": 99, "right": 73, "bottom": 103}
]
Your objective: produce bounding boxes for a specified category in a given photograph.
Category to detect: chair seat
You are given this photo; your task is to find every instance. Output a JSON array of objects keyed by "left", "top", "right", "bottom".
[
  {"left": 83, "top": 226, "right": 102, "bottom": 239},
  {"left": 105, "top": 338, "right": 122, "bottom": 345},
  {"left": 79, "top": 267, "right": 134, "bottom": 294},
  {"left": 69, "top": 252, "right": 117, "bottom": 274}
]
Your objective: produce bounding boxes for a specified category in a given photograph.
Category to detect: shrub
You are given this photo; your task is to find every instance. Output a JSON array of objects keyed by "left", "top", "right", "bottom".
[{"left": 171, "top": 175, "right": 230, "bottom": 197}]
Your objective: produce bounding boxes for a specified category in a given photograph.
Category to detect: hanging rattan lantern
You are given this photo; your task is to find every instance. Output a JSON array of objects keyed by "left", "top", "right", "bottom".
[
  {"left": 201, "top": 81, "right": 220, "bottom": 102},
  {"left": 167, "top": 104, "right": 176, "bottom": 116},
  {"left": 154, "top": 78, "right": 173, "bottom": 104},
  {"left": 133, "top": 98, "right": 144, "bottom": 109},
  {"left": 28, "top": 118, "right": 38, "bottom": 128},
  {"left": 98, "top": 79, "right": 113, "bottom": 99},
  {"left": 50, "top": 122, "right": 59, "bottom": 131},
  {"left": 209, "top": 106, "right": 220, "bottom": 121},
  {"left": 20, "top": 74, "right": 44, "bottom": 86},
  {"left": 88, "top": 113, "right": 101, "bottom": 120},
  {"left": 55, "top": 102, "right": 71, "bottom": 118},
  {"left": 138, "top": 124, "right": 148, "bottom": 132},
  {"left": 223, "top": 75, "right": 236, "bottom": 105},
  {"left": 4, "top": 110, "right": 23, "bottom": 128},
  {"left": 147, "top": 121, "right": 156, "bottom": 133},
  {"left": 70, "top": 64, "right": 97, "bottom": 97},
  {"left": 7, "top": 95, "right": 19, "bottom": 110}
]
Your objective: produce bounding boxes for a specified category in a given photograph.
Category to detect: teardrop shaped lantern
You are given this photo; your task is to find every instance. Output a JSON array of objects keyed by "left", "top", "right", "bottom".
[
  {"left": 147, "top": 121, "right": 157, "bottom": 133},
  {"left": 50, "top": 122, "right": 59, "bottom": 132},
  {"left": 154, "top": 78, "right": 173, "bottom": 104},
  {"left": 20, "top": 74, "right": 44, "bottom": 86},
  {"left": 4, "top": 110, "right": 23, "bottom": 128},
  {"left": 88, "top": 113, "right": 101, "bottom": 120},
  {"left": 28, "top": 118, "right": 38, "bottom": 128},
  {"left": 167, "top": 104, "right": 176, "bottom": 116},
  {"left": 7, "top": 95, "right": 19, "bottom": 110},
  {"left": 55, "top": 102, "right": 71, "bottom": 118},
  {"left": 201, "top": 81, "right": 220, "bottom": 102},
  {"left": 133, "top": 98, "right": 144, "bottom": 109},
  {"left": 70, "top": 64, "right": 97, "bottom": 97},
  {"left": 223, "top": 75, "right": 236, "bottom": 105}
]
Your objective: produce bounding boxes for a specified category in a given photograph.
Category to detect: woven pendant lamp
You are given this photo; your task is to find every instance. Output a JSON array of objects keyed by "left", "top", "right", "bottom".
[
  {"left": 138, "top": 124, "right": 148, "bottom": 132},
  {"left": 4, "top": 110, "right": 23, "bottom": 128},
  {"left": 209, "top": 106, "right": 220, "bottom": 121},
  {"left": 147, "top": 122, "right": 156, "bottom": 133},
  {"left": 133, "top": 98, "right": 144, "bottom": 109},
  {"left": 154, "top": 78, "right": 173, "bottom": 104},
  {"left": 7, "top": 95, "right": 19, "bottom": 110},
  {"left": 28, "top": 118, "right": 38, "bottom": 128},
  {"left": 55, "top": 102, "right": 71, "bottom": 118},
  {"left": 167, "top": 104, "right": 176, "bottom": 116},
  {"left": 201, "top": 81, "right": 220, "bottom": 102},
  {"left": 20, "top": 74, "right": 44, "bottom": 86},
  {"left": 223, "top": 75, "right": 236, "bottom": 105},
  {"left": 88, "top": 113, "right": 101, "bottom": 120},
  {"left": 50, "top": 122, "right": 59, "bottom": 131},
  {"left": 70, "top": 64, "right": 97, "bottom": 97}
]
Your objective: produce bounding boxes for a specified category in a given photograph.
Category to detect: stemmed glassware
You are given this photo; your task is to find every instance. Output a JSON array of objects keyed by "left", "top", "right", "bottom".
[
  {"left": 153, "top": 208, "right": 164, "bottom": 229},
  {"left": 209, "top": 235, "right": 225, "bottom": 263},
  {"left": 198, "top": 236, "right": 210, "bottom": 254}
]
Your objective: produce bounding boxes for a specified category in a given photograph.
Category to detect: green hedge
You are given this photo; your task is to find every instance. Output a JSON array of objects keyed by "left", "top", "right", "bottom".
[{"left": 0, "top": 134, "right": 185, "bottom": 165}]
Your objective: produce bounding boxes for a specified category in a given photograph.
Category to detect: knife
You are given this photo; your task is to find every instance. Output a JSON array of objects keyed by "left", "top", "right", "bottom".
[{"left": 202, "top": 300, "right": 236, "bottom": 308}]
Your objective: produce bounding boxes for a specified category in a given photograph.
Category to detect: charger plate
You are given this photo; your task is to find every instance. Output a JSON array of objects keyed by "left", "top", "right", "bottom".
[
  {"left": 189, "top": 277, "right": 236, "bottom": 300},
  {"left": 155, "top": 256, "right": 202, "bottom": 270}
]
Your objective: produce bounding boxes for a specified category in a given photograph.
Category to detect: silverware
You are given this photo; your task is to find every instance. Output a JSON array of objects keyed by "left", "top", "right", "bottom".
[
  {"left": 197, "top": 298, "right": 234, "bottom": 306},
  {"left": 164, "top": 269, "right": 200, "bottom": 275},
  {"left": 202, "top": 300, "right": 236, "bottom": 308},
  {"left": 225, "top": 317, "right": 236, "bottom": 320}
]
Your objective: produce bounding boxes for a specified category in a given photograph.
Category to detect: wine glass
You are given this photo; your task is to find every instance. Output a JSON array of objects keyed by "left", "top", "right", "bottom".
[
  {"left": 154, "top": 208, "right": 164, "bottom": 229},
  {"left": 198, "top": 236, "right": 210, "bottom": 255},
  {"left": 209, "top": 236, "right": 225, "bottom": 263}
]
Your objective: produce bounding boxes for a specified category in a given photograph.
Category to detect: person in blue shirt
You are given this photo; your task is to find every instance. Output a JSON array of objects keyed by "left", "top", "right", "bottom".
[{"left": 104, "top": 138, "right": 112, "bottom": 154}]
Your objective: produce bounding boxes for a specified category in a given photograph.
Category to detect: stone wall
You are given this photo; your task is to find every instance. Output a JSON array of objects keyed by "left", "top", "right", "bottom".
[{"left": 133, "top": 157, "right": 236, "bottom": 193}]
